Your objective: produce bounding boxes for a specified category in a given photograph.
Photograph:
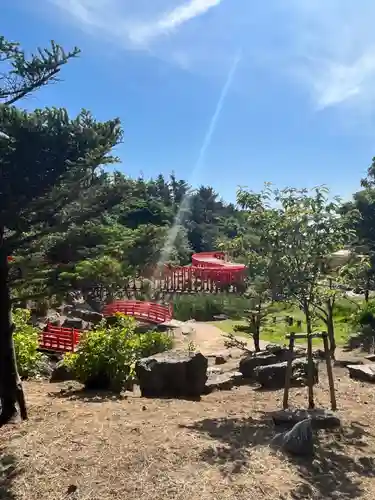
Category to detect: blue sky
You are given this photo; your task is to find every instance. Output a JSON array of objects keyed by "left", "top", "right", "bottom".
[{"left": 3, "top": 1, "right": 375, "bottom": 202}]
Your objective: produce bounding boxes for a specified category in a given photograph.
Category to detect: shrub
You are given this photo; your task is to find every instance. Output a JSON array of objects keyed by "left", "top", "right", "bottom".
[
  {"left": 13, "top": 308, "right": 42, "bottom": 378},
  {"left": 173, "top": 294, "right": 248, "bottom": 321},
  {"left": 63, "top": 313, "right": 172, "bottom": 392},
  {"left": 350, "top": 302, "right": 375, "bottom": 330}
]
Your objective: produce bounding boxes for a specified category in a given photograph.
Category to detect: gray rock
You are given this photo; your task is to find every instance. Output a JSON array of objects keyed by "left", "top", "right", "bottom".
[
  {"left": 239, "top": 353, "right": 286, "bottom": 378},
  {"left": 35, "top": 356, "right": 54, "bottom": 378},
  {"left": 207, "top": 367, "right": 222, "bottom": 376},
  {"left": 365, "top": 354, "right": 375, "bottom": 362},
  {"left": 204, "top": 373, "right": 235, "bottom": 394},
  {"left": 254, "top": 359, "right": 318, "bottom": 389},
  {"left": 207, "top": 352, "right": 231, "bottom": 365},
  {"left": 271, "top": 409, "right": 341, "bottom": 430},
  {"left": 346, "top": 333, "right": 364, "bottom": 350},
  {"left": 135, "top": 351, "right": 208, "bottom": 398},
  {"left": 73, "top": 309, "right": 104, "bottom": 324},
  {"left": 50, "top": 360, "right": 75, "bottom": 383},
  {"left": 272, "top": 419, "right": 314, "bottom": 456},
  {"left": 62, "top": 317, "right": 86, "bottom": 330},
  {"left": 348, "top": 364, "right": 375, "bottom": 382},
  {"left": 334, "top": 358, "right": 363, "bottom": 368},
  {"left": 46, "top": 313, "right": 63, "bottom": 326}
]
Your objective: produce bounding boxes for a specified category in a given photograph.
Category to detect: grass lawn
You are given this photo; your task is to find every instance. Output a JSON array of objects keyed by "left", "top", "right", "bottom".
[{"left": 210, "top": 300, "right": 358, "bottom": 347}]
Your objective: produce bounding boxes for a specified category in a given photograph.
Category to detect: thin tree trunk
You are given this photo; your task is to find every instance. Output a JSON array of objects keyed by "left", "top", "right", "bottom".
[
  {"left": 0, "top": 227, "right": 27, "bottom": 426},
  {"left": 303, "top": 300, "right": 312, "bottom": 335},
  {"left": 326, "top": 303, "right": 336, "bottom": 360},
  {"left": 253, "top": 323, "right": 261, "bottom": 352}
]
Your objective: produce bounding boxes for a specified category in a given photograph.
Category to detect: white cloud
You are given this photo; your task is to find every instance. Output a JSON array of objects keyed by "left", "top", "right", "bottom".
[
  {"left": 128, "top": 0, "right": 223, "bottom": 46},
  {"left": 46, "top": 0, "right": 375, "bottom": 112},
  {"left": 278, "top": 1, "right": 375, "bottom": 110}
]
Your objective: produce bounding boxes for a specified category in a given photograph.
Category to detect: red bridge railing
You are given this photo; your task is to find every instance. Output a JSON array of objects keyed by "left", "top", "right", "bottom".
[
  {"left": 39, "top": 323, "right": 81, "bottom": 353},
  {"left": 102, "top": 300, "right": 173, "bottom": 324}
]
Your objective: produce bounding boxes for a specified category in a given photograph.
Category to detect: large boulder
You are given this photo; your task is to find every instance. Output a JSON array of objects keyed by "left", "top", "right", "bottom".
[
  {"left": 135, "top": 351, "right": 208, "bottom": 398},
  {"left": 254, "top": 359, "right": 318, "bottom": 389}
]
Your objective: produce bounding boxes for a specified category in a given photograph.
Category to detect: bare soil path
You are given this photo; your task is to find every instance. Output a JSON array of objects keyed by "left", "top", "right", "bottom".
[{"left": 173, "top": 321, "right": 269, "bottom": 356}]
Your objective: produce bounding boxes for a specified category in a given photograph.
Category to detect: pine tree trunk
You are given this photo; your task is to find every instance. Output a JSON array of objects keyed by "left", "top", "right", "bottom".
[{"left": 0, "top": 228, "right": 27, "bottom": 426}]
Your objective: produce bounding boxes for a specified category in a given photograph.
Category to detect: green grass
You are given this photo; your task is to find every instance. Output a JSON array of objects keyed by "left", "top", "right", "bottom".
[{"left": 210, "top": 299, "right": 359, "bottom": 347}]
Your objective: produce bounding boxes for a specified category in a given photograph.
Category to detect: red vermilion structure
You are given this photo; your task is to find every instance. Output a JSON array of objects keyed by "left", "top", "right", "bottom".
[
  {"left": 162, "top": 251, "right": 247, "bottom": 289},
  {"left": 102, "top": 300, "right": 173, "bottom": 324},
  {"left": 39, "top": 323, "right": 82, "bottom": 352}
]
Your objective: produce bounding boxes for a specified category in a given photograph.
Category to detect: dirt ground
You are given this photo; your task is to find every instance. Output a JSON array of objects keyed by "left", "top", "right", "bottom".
[{"left": 2, "top": 325, "right": 375, "bottom": 500}]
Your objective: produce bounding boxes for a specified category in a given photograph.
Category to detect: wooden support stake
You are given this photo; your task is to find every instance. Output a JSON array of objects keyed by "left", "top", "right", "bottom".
[
  {"left": 322, "top": 332, "right": 337, "bottom": 411},
  {"left": 283, "top": 332, "right": 295, "bottom": 410},
  {"left": 307, "top": 334, "right": 315, "bottom": 409}
]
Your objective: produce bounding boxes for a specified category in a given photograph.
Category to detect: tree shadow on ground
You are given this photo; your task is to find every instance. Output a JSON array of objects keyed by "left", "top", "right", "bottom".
[
  {"left": 0, "top": 452, "right": 18, "bottom": 500},
  {"left": 180, "top": 415, "right": 274, "bottom": 476},
  {"left": 48, "top": 387, "right": 128, "bottom": 403},
  {"left": 183, "top": 414, "right": 375, "bottom": 498}
]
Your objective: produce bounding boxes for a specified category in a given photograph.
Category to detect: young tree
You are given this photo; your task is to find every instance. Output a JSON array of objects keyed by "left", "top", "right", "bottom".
[{"left": 235, "top": 185, "right": 352, "bottom": 355}]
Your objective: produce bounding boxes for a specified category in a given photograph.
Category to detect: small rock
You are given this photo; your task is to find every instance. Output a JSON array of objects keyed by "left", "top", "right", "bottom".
[
  {"left": 73, "top": 309, "right": 104, "bottom": 324},
  {"left": 272, "top": 419, "right": 314, "bottom": 456},
  {"left": 204, "top": 373, "right": 235, "bottom": 394},
  {"left": 254, "top": 359, "right": 318, "bottom": 389},
  {"left": 67, "top": 484, "right": 77, "bottom": 495},
  {"left": 365, "top": 354, "right": 375, "bottom": 362},
  {"left": 348, "top": 364, "right": 375, "bottom": 383},
  {"left": 215, "top": 353, "right": 230, "bottom": 365},
  {"left": 50, "top": 360, "right": 75, "bottom": 383},
  {"left": 334, "top": 358, "right": 363, "bottom": 368},
  {"left": 313, "top": 349, "right": 326, "bottom": 359},
  {"left": 62, "top": 317, "right": 86, "bottom": 330},
  {"left": 239, "top": 353, "right": 285, "bottom": 378}
]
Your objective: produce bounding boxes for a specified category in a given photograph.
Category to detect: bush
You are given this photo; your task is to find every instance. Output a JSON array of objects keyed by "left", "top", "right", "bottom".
[
  {"left": 350, "top": 302, "right": 375, "bottom": 330},
  {"left": 173, "top": 294, "right": 248, "bottom": 321},
  {"left": 13, "top": 308, "right": 42, "bottom": 378},
  {"left": 64, "top": 313, "right": 172, "bottom": 392}
]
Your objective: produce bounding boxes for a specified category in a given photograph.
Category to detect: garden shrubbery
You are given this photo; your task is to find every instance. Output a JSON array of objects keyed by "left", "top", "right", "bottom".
[
  {"left": 173, "top": 294, "right": 248, "bottom": 321},
  {"left": 13, "top": 308, "right": 43, "bottom": 378},
  {"left": 63, "top": 313, "right": 172, "bottom": 392}
]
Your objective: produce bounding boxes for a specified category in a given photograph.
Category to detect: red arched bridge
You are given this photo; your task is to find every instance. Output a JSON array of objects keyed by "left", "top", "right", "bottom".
[{"left": 39, "top": 300, "right": 173, "bottom": 353}]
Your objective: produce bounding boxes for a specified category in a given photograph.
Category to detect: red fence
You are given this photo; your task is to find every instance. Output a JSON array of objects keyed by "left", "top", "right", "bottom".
[
  {"left": 39, "top": 323, "right": 81, "bottom": 353},
  {"left": 102, "top": 300, "right": 173, "bottom": 324}
]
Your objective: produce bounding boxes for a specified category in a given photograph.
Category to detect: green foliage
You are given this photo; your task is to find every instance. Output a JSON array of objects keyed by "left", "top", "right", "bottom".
[
  {"left": 350, "top": 302, "right": 375, "bottom": 330},
  {"left": 12, "top": 308, "right": 41, "bottom": 378},
  {"left": 173, "top": 294, "right": 248, "bottom": 321},
  {"left": 0, "top": 35, "right": 79, "bottom": 105},
  {"left": 63, "top": 313, "right": 172, "bottom": 392}
]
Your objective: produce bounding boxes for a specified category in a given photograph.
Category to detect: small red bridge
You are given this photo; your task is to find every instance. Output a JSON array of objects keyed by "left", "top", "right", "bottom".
[
  {"left": 39, "top": 300, "right": 173, "bottom": 353},
  {"left": 39, "top": 323, "right": 81, "bottom": 353},
  {"left": 102, "top": 300, "right": 173, "bottom": 324}
]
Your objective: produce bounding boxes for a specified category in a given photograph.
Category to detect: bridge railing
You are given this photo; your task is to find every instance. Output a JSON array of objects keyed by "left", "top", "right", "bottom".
[{"left": 39, "top": 323, "right": 81, "bottom": 352}]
